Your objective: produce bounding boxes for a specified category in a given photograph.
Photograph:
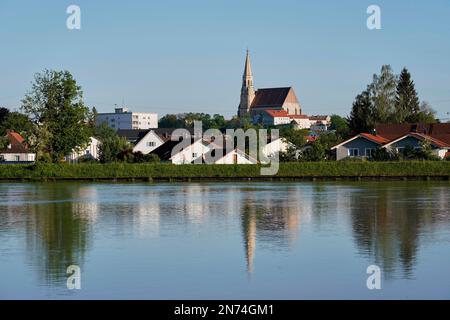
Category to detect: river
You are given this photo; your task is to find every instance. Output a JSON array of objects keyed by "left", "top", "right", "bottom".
[{"left": 0, "top": 181, "right": 449, "bottom": 299}]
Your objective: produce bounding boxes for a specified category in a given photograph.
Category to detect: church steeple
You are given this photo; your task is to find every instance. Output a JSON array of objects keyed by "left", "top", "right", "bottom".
[{"left": 238, "top": 50, "right": 256, "bottom": 117}]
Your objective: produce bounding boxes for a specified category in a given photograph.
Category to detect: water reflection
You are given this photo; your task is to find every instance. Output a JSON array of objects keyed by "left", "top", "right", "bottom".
[
  {"left": 0, "top": 181, "right": 449, "bottom": 297},
  {"left": 349, "top": 184, "right": 450, "bottom": 278}
]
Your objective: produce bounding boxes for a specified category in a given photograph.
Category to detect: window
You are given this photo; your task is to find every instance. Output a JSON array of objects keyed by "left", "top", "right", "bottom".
[
  {"left": 147, "top": 141, "right": 156, "bottom": 147},
  {"left": 192, "top": 153, "right": 198, "bottom": 158},
  {"left": 15, "top": 155, "right": 20, "bottom": 162},
  {"left": 365, "top": 148, "right": 376, "bottom": 158},
  {"left": 0, "top": 155, "right": 4, "bottom": 162},
  {"left": 85, "top": 150, "right": 90, "bottom": 155},
  {"left": 348, "top": 148, "right": 359, "bottom": 157}
]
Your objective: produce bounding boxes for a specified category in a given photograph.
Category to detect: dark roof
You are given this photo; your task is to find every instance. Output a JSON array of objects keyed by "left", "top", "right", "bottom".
[
  {"left": 376, "top": 123, "right": 450, "bottom": 145},
  {"left": 117, "top": 128, "right": 196, "bottom": 144},
  {"left": 149, "top": 137, "right": 203, "bottom": 161},
  {"left": 117, "top": 129, "right": 150, "bottom": 143},
  {"left": 251, "top": 87, "right": 299, "bottom": 109}
]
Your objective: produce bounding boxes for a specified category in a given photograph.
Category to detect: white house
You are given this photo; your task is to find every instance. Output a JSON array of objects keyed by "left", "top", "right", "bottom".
[
  {"left": 259, "top": 110, "right": 292, "bottom": 126},
  {"left": 150, "top": 137, "right": 260, "bottom": 165},
  {"left": 211, "top": 148, "right": 258, "bottom": 164},
  {"left": 97, "top": 107, "right": 158, "bottom": 130},
  {"left": 65, "top": 137, "right": 100, "bottom": 163},
  {"left": 132, "top": 130, "right": 167, "bottom": 154},
  {"left": 382, "top": 133, "right": 449, "bottom": 159},
  {"left": 0, "top": 131, "right": 35, "bottom": 163},
  {"left": 261, "top": 137, "right": 294, "bottom": 160},
  {"left": 290, "top": 115, "right": 311, "bottom": 130}
]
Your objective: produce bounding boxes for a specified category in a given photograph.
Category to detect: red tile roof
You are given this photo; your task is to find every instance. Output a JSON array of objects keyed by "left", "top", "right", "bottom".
[
  {"left": 9, "top": 131, "right": 25, "bottom": 144},
  {"left": 359, "top": 133, "right": 390, "bottom": 144},
  {"left": 264, "top": 109, "right": 290, "bottom": 118},
  {"left": 1, "top": 131, "right": 29, "bottom": 154},
  {"left": 408, "top": 132, "right": 450, "bottom": 148}
]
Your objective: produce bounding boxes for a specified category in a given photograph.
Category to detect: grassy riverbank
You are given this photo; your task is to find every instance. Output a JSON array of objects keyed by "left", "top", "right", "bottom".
[{"left": 0, "top": 161, "right": 449, "bottom": 181}]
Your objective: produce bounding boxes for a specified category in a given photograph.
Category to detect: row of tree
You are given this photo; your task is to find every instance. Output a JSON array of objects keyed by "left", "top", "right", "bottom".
[{"left": 348, "top": 66, "right": 436, "bottom": 134}]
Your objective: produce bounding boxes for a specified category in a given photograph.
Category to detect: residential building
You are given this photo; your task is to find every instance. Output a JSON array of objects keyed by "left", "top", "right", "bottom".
[
  {"left": 259, "top": 110, "right": 292, "bottom": 126},
  {"left": 65, "top": 137, "right": 100, "bottom": 163},
  {"left": 96, "top": 107, "right": 158, "bottom": 130},
  {"left": 118, "top": 128, "right": 196, "bottom": 154},
  {"left": 331, "top": 123, "right": 450, "bottom": 160},
  {"left": 290, "top": 115, "right": 311, "bottom": 130},
  {"left": 150, "top": 138, "right": 212, "bottom": 164},
  {"left": 331, "top": 133, "right": 390, "bottom": 160},
  {"left": 150, "top": 137, "right": 258, "bottom": 165},
  {"left": 261, "top": 137, "right": 294, "bottom": 161},
  {"left": 0, "top": 131, "right": 36, "bottom": 163},
  {"left": 309, "top": 115, "right": 331, "bottom": 126}
]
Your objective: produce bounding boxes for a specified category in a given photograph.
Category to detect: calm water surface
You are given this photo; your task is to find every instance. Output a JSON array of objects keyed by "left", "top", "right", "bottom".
[{"left": 0, "top": 181, "right": 449, "bottom": 299}]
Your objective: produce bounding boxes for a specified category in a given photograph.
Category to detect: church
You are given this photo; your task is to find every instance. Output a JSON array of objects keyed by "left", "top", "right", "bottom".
[{"left": 237, "top": 51, "right": 302, "bottom": 119}]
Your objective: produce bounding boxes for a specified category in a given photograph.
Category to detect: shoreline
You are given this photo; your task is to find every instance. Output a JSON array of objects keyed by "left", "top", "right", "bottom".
[
  {"left": 1, "top": 162, "right": 449, "bottom": 182},
  {"left": 1, "top": 176, "right": 450, "bottom": 182}
]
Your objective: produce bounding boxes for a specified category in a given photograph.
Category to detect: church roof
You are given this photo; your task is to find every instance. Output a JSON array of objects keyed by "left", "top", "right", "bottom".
[{"left": 251, "top": 87, "right": 299, "bottom": 109}]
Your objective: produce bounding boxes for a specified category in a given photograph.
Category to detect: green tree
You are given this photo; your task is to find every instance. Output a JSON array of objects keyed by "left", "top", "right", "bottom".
[
  {"left": 329, "top": 114, "right": 350, "bottom": 138},
  {"left": 348, "top": 90, "right": 375, "bottom": 134},
  {"left": 395, "top": 68, "right": 420, "bottom": 123},
  {"left": 0, "top": 107, "right": 9, "bottom": 124},
  {"left": 21, "top": 70, "right": 92, "bottom": 162},
  {"left": 369, "top": 65, "right": 398, "bottom": 123},
  {"left": 0, "top": 111, "right": 35, "bottom": 138},
  {"left": 159, "top": 114, "right": 184, "bottom": 128},
  {"left": 279, "top": 127, "right": 307, "bottom": 148},
  {"left": 94, "top": 123, "right": 129, "bottom": 163}
]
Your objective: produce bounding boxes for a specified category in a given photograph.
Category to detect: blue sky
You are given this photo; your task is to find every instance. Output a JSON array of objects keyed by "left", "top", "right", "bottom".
[{"left": 1, "top": 0, "right": 449, "bottom": 119}]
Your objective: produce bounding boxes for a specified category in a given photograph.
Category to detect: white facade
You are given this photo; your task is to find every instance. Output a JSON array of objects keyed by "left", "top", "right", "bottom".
[
  {"left": 171, "top": 139, "right": 212, "bottom": 164},
  {"left": 66, "top": 137, "right": 100, "bottom": 163},
  {"left": 261, "top": 138, "right": 293, "bottom": 159},
  {"left": 215, "top": 149, "right": 257, "bottom": 164},
  {"left": 133, "top": 130, "right": 165, "bottom": 154},
  {"left": 97, "top": 108, "right": 158, "bottom": 130},
  {"left": 0, "top": 152, "right": 35, "bottom": 162},
  {"left": 291, "top": 118, "right": 311, "bottom": 130}
]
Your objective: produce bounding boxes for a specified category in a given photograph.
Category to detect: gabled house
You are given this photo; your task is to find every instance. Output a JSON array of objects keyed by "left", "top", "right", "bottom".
[
  {"left": 382, "top": 132, "right": 449, "bottom": 159},
  {"left": 261, "top": 137, "right": 294, "bottom": 161},
  {"left": 0, "top": 131, "right": 36, "bottom": 163},
  {"left": 117, "top": 128, "right": 195, "bottom": 155},
  {"left": 149, "top": 138, "right": 212, "bottom": 164},
  {"left": 331, "top": 123, "right": 450, "bottom": 160},
  {"left": 331, "top": 133, "right": 389, "bottom": 160},
  {"left": 192, "top": 148, "right": 258, "bottom": 165},
  {"left": 65, "top": 137, "right": 100, "bottom": 163},
  {"left": 259, "top": 110, "right": 292, "bottom": 126}
]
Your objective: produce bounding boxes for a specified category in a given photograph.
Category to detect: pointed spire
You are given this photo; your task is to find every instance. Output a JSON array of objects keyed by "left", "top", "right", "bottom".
[
  {"left": 238, "top": 49, "right": 256, "bottom": 117},
  {"left": 243, "top": 49, "right": 253, "bottom": 81}
]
